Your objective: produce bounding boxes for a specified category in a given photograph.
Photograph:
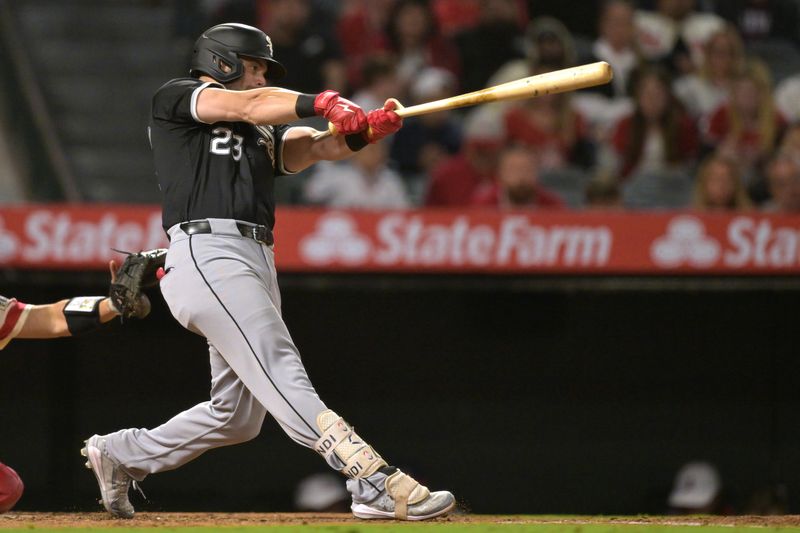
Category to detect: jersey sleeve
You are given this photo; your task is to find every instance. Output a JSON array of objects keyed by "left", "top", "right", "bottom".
[
  {"left": 152, "top": 78, "right": 224, "bottom": 125},
  {"left": 0, "top": 296, "right": 31, "bottom": 350},
  {"left": 274, "top": 124, "right": 299, "bottom": 176}
]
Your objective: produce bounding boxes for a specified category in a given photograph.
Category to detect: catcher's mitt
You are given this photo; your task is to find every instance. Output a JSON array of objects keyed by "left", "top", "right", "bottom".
[{"left": 109, "top": 248, "right": 167, "bottom": 319}]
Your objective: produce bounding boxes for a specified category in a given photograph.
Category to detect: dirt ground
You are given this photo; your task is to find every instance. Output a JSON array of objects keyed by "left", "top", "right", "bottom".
[{"left": 2, "top": 513, "right": 800, "bottom": 529}]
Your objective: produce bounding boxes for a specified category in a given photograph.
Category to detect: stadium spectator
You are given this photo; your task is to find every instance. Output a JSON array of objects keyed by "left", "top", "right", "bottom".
[
  {"left": 634, "top": 0, "right": 725, "bottom": 76},
  {"left": 504, "top": 86, "right": 594, "bottom": 171},
  {"left": 608, "top": 65, "right": 698, "bottom": 179},
  {"left": 261, "top": 0, "right": 347, "bottom": 94},
  {"left": 774, "top": 72, "right": 800, "bottom": 124},
  {"left": 350, "top": 54, "right": 401, "bottom": 112},
  {"left": 431, "top": 0, "right": 482, "bottom": 36},
  {"left": 484, "top": 16, "right": 589, "bottom": 172},
  {"left": 667, "top": 461, "right": 733, "bottom": 515},
  {"left": 526, "top": 0, "right": 600, "bottom": 38},
  {"left": 389, "top": 67, "right": 463, "bottom": 179},
  {"left": 571, "top": 1, "right": 641, "bottom": 142},
  {"left": 580, "top": 0, "right": 640, "bottom": 100},
  {"left": 304, "top": 142, "right": 410, "bottom": 209},
  {"left": 489, "top": 16, "right": 577, "bottom": 87},
  {"left": 481, "top": 17, "right": 582, "bottom": 167},
  {"left": 385, "top": 0, "right": 461, "bottom": 94},
  {"left": 453, "top": 0, "right": 526, "bottom": 93},
  {"left": 703, "top": 59, "right": 786, "bottom": 186},
  {"left": 777, "top": 123, "right": 800, "bottom": 159},
  {"left": 424, "top": 109, "right": 503, "bottom": 206},
  {"left": 584, "top": 174, "right": 623, "bottom": 209},
  {"left": 692, "top": 154, "right": 752, "bottom": 211},
  {"left": 471, "top": 145, "right": 565, "bottom": 209},
  {"left": 713, "top": 0, "right": 800, "bottom": 45},
  {"left": 762, "top": 154, "right": 800, "bottom": 212},
  {"left": 336, "top": 0, "right": 394, "bottom": 89},
  {"left": 673, "top": 24, "right": 746, "bottom": 121}
]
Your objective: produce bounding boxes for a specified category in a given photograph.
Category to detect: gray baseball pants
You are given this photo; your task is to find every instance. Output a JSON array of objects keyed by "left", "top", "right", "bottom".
[{"left": 103, "top": 218, "right": 386, "bottom": 503}]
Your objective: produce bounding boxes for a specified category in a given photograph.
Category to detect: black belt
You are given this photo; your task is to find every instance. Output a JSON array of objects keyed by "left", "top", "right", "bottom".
[{"left": 179, "top": 220, "right": 274, "bottom": 246}]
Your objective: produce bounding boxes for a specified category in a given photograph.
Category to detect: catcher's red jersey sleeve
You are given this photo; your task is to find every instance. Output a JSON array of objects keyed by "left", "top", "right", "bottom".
[{"left": 0, "top": 295, "right": 31, "bottom": 350}]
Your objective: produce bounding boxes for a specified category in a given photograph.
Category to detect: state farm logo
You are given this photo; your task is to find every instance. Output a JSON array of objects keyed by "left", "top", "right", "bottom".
[
  {"left": 0, "top": 216, "right": 19, "bottom": 261},
  {"left": 651, "top": 216, "right": 721, "bottom": 268},
  {"left": 299, "top": 212, "right": 371, "bottom": 265},
  {"left": 298, "top": 212, "right": 613, "bottom": 268}
]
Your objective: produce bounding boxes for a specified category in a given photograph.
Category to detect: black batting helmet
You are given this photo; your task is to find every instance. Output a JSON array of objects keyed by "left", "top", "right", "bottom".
[{"left": 189, "top": 23, "right": 287, "bottom": 83}]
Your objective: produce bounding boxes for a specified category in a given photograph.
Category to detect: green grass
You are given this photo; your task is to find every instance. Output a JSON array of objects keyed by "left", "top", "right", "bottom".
[{"left": 3, "top": 523, "right": 800, "bottom": 533}]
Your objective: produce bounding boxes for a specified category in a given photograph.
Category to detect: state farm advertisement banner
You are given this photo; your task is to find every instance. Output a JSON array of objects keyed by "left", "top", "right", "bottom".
[
  {"left": 0, "top": 205, "right": 799, "bottom": 274},
  {"left": 0, "top": 205, "right": 168, "bottom": 268},
  {"left": 278, "top": 209, "right": 800, "bottom": 274}
]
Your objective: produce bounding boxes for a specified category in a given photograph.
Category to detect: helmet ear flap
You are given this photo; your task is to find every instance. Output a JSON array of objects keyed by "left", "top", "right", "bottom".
[
  {"left": 192, "top": 46, "right": 243, "bottom": 83},
  {"left": 215, "top": 56, "right": 233, "bottom": 74},
  {"left": 212, "top": 50, "right": 244, "bottom": 82}
]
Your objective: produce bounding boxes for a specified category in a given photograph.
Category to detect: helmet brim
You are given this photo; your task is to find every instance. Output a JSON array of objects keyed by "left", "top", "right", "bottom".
[{"left": 265, "top": 58, "right": 286, "bottom": 81}]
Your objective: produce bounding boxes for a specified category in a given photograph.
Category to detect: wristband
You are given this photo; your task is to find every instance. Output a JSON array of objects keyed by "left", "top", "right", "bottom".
[
  {"left": 295, "top": 93, "right": 317, "bottom": 118},
  {"left": 63, "top": 296, "right": 105, "bottom": 336},
  {"left": 345, "top": 133, "right": 369, "bottom": 152}
]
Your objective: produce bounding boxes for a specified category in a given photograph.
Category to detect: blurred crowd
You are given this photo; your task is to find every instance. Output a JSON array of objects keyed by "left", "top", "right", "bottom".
[{"left": 176, "top": 0, "right": 800, "bottom": 213}]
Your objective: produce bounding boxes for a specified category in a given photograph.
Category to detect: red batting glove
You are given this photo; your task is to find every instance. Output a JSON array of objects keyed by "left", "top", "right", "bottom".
[
  {"left": 314, "top": 90, "right": 368, "bottom": 135},
  {"left": 365, "top": 99, "right": 403, "bottom": 143}
]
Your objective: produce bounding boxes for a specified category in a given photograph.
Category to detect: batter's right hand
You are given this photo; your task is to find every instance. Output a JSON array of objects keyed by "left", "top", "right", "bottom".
[
  {"left": 364, "top": 98, "right": 403, "bottom": 143},
  {"left": 314, "top": 90, "right": 368, "bottom": 136}
]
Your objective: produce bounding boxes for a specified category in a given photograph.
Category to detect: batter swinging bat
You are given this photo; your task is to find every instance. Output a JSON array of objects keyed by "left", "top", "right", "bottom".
[{"left": 323, "top": 61, "right": 613, "bottom": 138}]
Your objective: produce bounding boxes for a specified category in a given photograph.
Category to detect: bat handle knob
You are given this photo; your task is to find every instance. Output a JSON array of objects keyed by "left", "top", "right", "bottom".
[{"left": 385, "top": 98, "right": 404, "bottom": 110}]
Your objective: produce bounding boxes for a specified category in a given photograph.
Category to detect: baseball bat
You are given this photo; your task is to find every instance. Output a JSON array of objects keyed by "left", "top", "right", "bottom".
[{"left": 321, "top": 61, "right": 613, "bottom": 138}]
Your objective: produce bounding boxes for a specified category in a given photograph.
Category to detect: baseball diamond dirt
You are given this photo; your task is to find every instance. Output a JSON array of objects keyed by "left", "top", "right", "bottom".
[{"left": 2, "top": 513, "right": 800, "bottom": 529}]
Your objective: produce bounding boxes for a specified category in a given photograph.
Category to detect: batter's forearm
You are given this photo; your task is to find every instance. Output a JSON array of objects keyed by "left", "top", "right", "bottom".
[
  {"left": 240, "top": 88, "right": 307, "bottom": 125},
  {"left": 283, "top": 126, "right": 365, "bottom": 172},
  {"left": 313, "top": 134, "right": 365, "bottom": 161}
]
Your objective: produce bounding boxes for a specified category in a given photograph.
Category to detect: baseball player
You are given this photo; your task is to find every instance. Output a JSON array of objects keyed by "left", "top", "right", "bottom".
[
  {"left": 0, "top": 260, "right": 151, "bottom": 513},
  {"left": 81, "top": 23, "right": 455, "bottom": 521},
  {"left": 0, "top": 262, "right": 149, "bottom": 349}
]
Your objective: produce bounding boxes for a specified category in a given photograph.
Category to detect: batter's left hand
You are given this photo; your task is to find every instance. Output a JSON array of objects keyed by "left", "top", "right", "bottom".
[
  {"left": 315, "top": 91, "right": 368, "bottom": 136},
  {"left": 365, "top": 99, "right": 403, "bottom": 143}
]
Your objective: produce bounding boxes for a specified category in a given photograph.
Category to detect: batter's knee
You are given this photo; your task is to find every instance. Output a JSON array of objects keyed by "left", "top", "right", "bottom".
[
  {"left": 209, "top": 398, "right": 266, "bottom": 445},
  {"left": 216, "top": 409, "right": 265, "bottom": 444},
  {"left": 225, "top": 418, "right": 263, "bottom": 443}
]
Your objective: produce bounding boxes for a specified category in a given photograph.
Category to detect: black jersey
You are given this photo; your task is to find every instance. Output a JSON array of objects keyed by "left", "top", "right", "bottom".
[{"left": 149, "top": 78, "right": 294, "bottom": 231}]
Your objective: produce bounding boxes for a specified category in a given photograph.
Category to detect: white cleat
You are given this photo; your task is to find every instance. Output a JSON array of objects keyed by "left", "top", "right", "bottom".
[
  {"left": 81, "top": 435, "right": 135, "bottom": 519},
  {"left": 351, "top": 469, "right": 456, "bottom": 520}
]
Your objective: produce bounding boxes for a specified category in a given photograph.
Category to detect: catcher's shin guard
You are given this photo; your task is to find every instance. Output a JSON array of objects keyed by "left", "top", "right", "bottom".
[{"left": 315, "top": 410, "right": 387, "bottom": 479}]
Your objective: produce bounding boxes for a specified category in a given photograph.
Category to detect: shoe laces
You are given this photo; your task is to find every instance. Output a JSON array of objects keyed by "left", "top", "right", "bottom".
[{"left": 132, "top": 480, "right": 147, "bottom": 501}]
